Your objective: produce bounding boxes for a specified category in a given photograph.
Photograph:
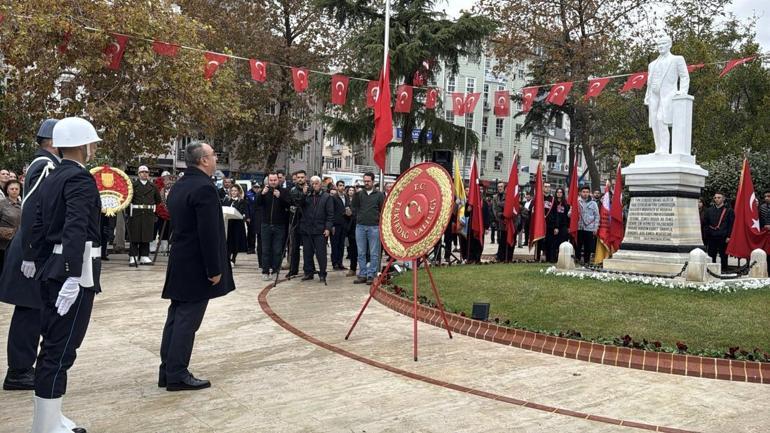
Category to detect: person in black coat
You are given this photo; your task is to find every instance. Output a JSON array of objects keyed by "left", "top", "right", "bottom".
[
  {"left": 298, "top": 176, "right": 334, "bottom": 283},
  {"left": 546, "top": 188, "right": 570, "bottom": 263},
  {"left": 160, "top": 142, "right": 235, "bottom": 392},
  {"left": 0, "top": 119, "right": 59, "bottom": 391},
  {"left": 344, "top": 185, "right": 357, "bottom": 275},
  {"left": 329, "top": 181, "right": 348, "bottom": 270},
  {"left": 703, "top": 192, "right": 735, "bottom": 270},
  {"left": 22, "top": 117, "right": 102, "bottom": 432},
  {"left": 223, "top": 185, "right": 249, "bottom": 264},
  {"left": 255, "top": 172, "right": 291, "bottom": 280}
]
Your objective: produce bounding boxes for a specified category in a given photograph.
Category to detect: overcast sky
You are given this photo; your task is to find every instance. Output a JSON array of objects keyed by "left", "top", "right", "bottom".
[{"left": 437, "top": 0, "right": 769, "bottom": 51}]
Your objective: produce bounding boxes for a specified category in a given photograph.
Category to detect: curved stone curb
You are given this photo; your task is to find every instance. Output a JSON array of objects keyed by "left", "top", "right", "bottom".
[{"left": 372, "top": 286, "right": 769, "bottom": 384}]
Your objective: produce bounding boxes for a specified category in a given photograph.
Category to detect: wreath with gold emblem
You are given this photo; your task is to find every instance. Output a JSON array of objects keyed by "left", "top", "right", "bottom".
[{"left": 90, "top": 165, "right": 134, "bottom": 216}]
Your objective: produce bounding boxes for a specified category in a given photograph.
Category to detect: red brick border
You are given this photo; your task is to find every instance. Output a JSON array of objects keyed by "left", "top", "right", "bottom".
[{"left": 372, "top": 287, "right": 769, "bottom": 385}]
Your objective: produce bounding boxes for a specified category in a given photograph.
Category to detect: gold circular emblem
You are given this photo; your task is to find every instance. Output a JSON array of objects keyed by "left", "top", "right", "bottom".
[{"left": 89, "top": 165, "right": 134, "bottom": 216}]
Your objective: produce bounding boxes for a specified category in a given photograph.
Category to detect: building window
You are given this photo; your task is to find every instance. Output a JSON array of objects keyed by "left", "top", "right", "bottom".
[
  {"left": 466, "top": 77, "right": 475, "bottom": 93},
  {"left": 483, "top": 84, "right": 489, "bottom": 106},
  {"left": 481, "top": 150, "right": 487, "bottom": 171},
  {"left": 447, "top": 75, "right": 456, "bottom": 92},
  {"left": 515, "top": 123, "right": 522, "bottom": 142},
  {"left": 465, "top": 113, "right": 474, "bottom": 129},
  {"left": 554, "top": 113, "right": 563, "bottom": 129},
  {"left": 494, "top": 152, "right": 504, "bottom": 171},
  {"left": 495, "top": 118, "right": 504, "bottom": 137},
  {"left": 482, "top": 117, "right": 488, "bottom": 137},
  {"left": 484, "top": 58, "right": 491, "bottom": 74},
  {"left": 517, "top": 69, "right": 525, "bottom": 80},
  {"left": 265, "top": 103, "right": 276, "bottom": 115},
  {"left": 498, "top": 84, "right": 505, "bottom": 91},
  {"left": 531, "top": 135, "right": 543, "bottom": 160},
  {"left": 445, "top": 110, "right": 455, "bottom": 124}
]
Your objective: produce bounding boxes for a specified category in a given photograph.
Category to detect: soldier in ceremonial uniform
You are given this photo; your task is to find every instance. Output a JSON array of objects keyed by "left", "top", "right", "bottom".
[
  {"left": 128, "top": 165, "right": 161, "bottom": 265},
  {"left": 23, "top": 117, "right": 102, "bottom": 433},
  {"left": 0, "top": 119, "right": 59, "bottom": 392}
]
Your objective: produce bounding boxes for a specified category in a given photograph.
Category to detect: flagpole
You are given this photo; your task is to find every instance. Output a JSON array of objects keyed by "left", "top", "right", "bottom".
[
  {"left": 462, "top": 124, "right": 468, "bottom": 180},
  {"left": 379, "top": 0, "right": 390, "bottom": 188}
]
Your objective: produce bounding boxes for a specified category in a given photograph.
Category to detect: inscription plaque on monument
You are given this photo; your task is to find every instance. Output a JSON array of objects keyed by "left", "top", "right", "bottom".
[{"left": 624, "top": 197, "right": 676, "bottom": 242}]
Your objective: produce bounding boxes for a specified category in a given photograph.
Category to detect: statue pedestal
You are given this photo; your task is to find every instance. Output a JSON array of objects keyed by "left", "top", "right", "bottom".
[{"left": 603, "top": 153, "right": 709, "bottom": 275}]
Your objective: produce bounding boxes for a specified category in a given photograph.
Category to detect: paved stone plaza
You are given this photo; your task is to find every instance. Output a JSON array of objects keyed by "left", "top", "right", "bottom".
[{"left": 1, "top": 252, "right": 768, "bottom": 432}]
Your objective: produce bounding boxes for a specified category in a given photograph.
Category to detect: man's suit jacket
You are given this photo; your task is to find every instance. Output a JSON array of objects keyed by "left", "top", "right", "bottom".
[{"left": 645, "top": 53, "right": 689, "bottom": 126}]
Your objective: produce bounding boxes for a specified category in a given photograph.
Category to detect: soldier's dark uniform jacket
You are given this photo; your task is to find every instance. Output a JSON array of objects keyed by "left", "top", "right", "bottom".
[
  {"left": 0, "top": 149, "right": 60, "bottom": 308},
  {"left": 162, "top": 167, "right": 234, "bottom": 302},
  {"left": 24, "top": 159, "right": 103, "bottom": 291},
  {"left": 128, "top": 179, "right": 161, "bottom": 243}
]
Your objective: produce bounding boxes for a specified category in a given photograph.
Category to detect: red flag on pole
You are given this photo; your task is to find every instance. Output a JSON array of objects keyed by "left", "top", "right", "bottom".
[
  {"left": 529, "top": 162, "right": 546, "bottom": 250},
  {"left": 372, "top": 58, "right": 393, "bottom": 171},
  {"left": 412, "top": 71, "right": 425, "bottom": 87},
  {"left": 366, "top": 80, "right": 379, "bottom": 108},
  {"left": 522, "top": 87, "right": 538, "bottom": 112},
  {"left": 203, "top": 52, "right": 229, "bottom": 80},
  {"left": 104, "top": 34, "right": 129, "bottom": 70},
  {"left": 609, "top": 162, "right": 624, "bottom": 252},
  {"left": 545, "top": 82, "right": 573, "bottom": 106},
  {"left": 567, "top": 154, "right": 580, "bottom": 241},
  {"left": 719, "top": 56, "right": 756, "bottom": 78},
  {"left": 330, "top": 74, "right": 349, "bottom": 106},
  {"left": 464, "top": 92, "right": 481, "bottom": 114},
  {"left": 584, "top": 77, "right": 610, "bottom": 101},
  {"left": 291, "top": 67, "right": 309, "bottom": 93},
  {"left": 249, "top": 59, "right": 267, "bottom": 82},
  {"left": 468, "top": 157, "right": 485, "bottom": 246},
  {"left": 494, "top": 90, "right": 510, "bottom": 117},
  {"left": 503, "top": 154, "right": 520, "bottom": 247},
  {"left": 152, "top": 41, "right": 180, "bottom": 57},
  {"left": 395, "top": 85, "right": 413, "bottom": 113},
  {"left": 620, "top": 72, "right": 647, "bottom": 93},
  {"left": 425, "top": 88, "right": 438, "bottom": 109},
  {"left": 451, "top": 92, "right": 466, "bottom": 116},
  {"left": 594, "top": 180, "right": 613, "bottom": 263},
  {"left": 726, "top": 158, "right": 770, "bottom": 258},
  {"left": 687, "top": 63, "right": 705, "bottom": 73}
]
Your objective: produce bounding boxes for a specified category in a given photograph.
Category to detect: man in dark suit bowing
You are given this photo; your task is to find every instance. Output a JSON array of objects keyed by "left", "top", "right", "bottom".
[{"left": 159, "top": 141, "right": 235, "bottom": 391}]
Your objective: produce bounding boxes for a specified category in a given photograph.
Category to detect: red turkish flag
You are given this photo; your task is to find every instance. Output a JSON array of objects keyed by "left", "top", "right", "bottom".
[
  {"left": 464, "top": 92, "right": 481, "bottom": 114},
  {"left": 395, "top": 85, "right": 413, "bottom": 113},
  {"left": 58, "top": 32, "right": 71, "bottom": 54},
  {"left": 726, "top": 158, "right": 770, "bottom": 258},
  {"left": 413, "top": 71, "right": 425, "bottom": 87},
  {"left": 468, "top": 157, "right": 485, "bottom": 245},
  {"left": 529, "top": 162, "right": 546, "bottom": 250},
  {"left": 546, "top": 82, "right": 573, "bottom": 106},
  {"left": 366, "top": 80, "right": 379, "bottom": 108},
  {"left": 152, "top": 41, "right": 179, "bottom": 57},
  {"left": 104, "top": 34, "right": 129, "bottom": 70},
  {"left": 503, "top": 154, "right": 520, "bottom": 247},
  {"left": 521, "top": 87, "right": 538, "bottom": 113},
  {"left": 609, "top": 162, "right": 624, "bottom": 252},
  {"left": 292, "top": 67, "right": 309, "bottom": 93},
  {"left": 249, "top": 59, "right": 267, "bottom": 82},
  {"left": 203, "top": 52, "right": 229, "bottom": 80},
  {"left": 494, "top": 90, "right": 510, "bottom": 117},
  {"left": 620, "top": 72, "right": 647, "bottom": 93},
  {"left": 0, "top": 14, "right": 5, "bottom": 24},
  {"left": 330, "top": 74, "right": 349, "bottom": 106},
  {"left": 584, "top": 77, "right": 611, "bottom": 101},
  {"left": 687, "top": 63, "right": 705, "bottom": 73},
  {"left": 425, "top": 88, "right": 438, "bottom": 110},
  {"left": 372, "top": 58, "right": 393, "bottom": 171},
  {"left": 451, "top": 92, "right": 466, "bottom": 116},
  {"left": 720, "top": 56, "right": 756, "bottom": 78},
  {"left": 567, "top": 154, "right": 580, "bottom": 241}
]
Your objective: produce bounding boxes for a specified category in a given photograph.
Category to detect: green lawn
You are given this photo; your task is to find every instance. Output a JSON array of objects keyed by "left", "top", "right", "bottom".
[{"left": 391, "top": 263, "right": 770, "bottom": 355}]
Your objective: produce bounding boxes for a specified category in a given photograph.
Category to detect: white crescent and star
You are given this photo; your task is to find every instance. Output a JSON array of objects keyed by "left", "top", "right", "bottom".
[
  {"left": 589, "top": 81, "right": 602, "bottom": 92},
  {"left": 631, "top": 75, "right": 645, "bottom": 85},
  {"left": 399, "top": 91, "right": 409, "bottom": 104},
  {"left": 336, "top": 81, "right": 345, "bottom": 95},
  {"left": 497, "top": 96, "right": 506, "bottom": 106},
  {"left": 255, "top": 61, "right": 265, "bottom": 74},
  {"left": 207, "top": 60, "right": 220, "bottom": 69},
  {"left": 749, "top": 192, "right": 756, "bottom": 211},
  {"left": 108, "top": 42, "right": 121, "bottom": 55}
]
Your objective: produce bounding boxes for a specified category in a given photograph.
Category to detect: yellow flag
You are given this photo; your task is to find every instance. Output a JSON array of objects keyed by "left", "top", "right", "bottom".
[{"left": 453, "top": 158, "right": 467, "bottom": 235}]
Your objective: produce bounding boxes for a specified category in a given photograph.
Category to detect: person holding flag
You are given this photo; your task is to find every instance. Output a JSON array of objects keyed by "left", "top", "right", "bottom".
[
  {"left": 466, "top": 157, "right": 487, "bottom": 263},
  {"left": 528, "top": 162, "right": 547, "bottom": 256},
  {"left": 499, "top": 154, "right": 521, "bottom": 263},
  {"left": 567, "top": 155, "right": 580, "bottom": 245},
  {"left": 593, "top": 180, "right": 613, "bottom": 264}
]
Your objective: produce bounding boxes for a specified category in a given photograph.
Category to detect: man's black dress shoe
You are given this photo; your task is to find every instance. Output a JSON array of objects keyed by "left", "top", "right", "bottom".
[
  {"left": 166, "top": 374, "right": 211, "bottom": 391},
  {"left": 72, "top": 428, "right": 87, "bottom": 433},
  {"left": 300, "top": 275, "right": 314, "bottom": 281},
  {"left": 3, "top": 368, "right": 35, "bottom": 390},
  {"left": 158, "top": 376, "right": 166, "bottom": 388}
]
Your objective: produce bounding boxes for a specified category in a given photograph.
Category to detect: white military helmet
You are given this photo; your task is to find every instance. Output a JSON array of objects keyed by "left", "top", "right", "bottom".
[{"left": 52, "top": 117, "right": 102, "bottom": 148}]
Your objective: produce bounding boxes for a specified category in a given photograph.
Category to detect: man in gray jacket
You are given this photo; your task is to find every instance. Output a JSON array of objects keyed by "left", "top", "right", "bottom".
[{"left": 576, "top": 186, "right": 600, "bottom": 264}]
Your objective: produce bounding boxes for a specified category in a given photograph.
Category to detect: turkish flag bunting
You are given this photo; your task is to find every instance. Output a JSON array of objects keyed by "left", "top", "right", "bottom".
[
  {"left": 413, "top": 71, "right": 425, "bottom": 87},
  {"left": 726, "top": 158, "right": 770, "bottom": 258},
  {"left": 104, "top": 34, "right": 129, "bottom": 70},
  {"left": 546, "top": 82, "right": 573, "bottom": 106},
  {"left": 203, "top": 52, "right": 229, "bottom": 80},
  {"left": 249, "top": 59, "right": 267, "bottom": 82},
  {"left": 584, "top": 77, "right": 611, "bottom": 101},
  {"left": 529, "top": 162, "right": 546, "bottom": 249},
  {"left": 452, "top": 92, "right": 466, "bottom": 116},
  {"left": 503, "top": 154, "right": 520, "bottom": 247},
  {"left": 719, "top": 56, "right": 756, "bottom": 78},
  {"left": 494, "top": 90, "right": 510, "bottom": 117},
  {"left": 366, "top": 80, "right": 379, "bottom": 108},
  {"left": 468, "top": 157, "right": 485, "bottom": 246},
  {"left": 425, "top": 88, "right": 438, "bottom": 110},
  {"left": 291, "top": 67, "right": 309, "bottom": 93},
  {"left": 372, "top": 58, "right": 393, "bottom": 171},
  {"left": 152, "top": 41, "right": 179, "bottom": 57},
  {"left": 330, "top": 74, "right": 349, "bottom": 106},
  {"left": 58, "top": 32, "right": 72, "bottom": 54},
  {"left": 0, "top": 14, "right": 5, "bottom": 24},
  {"left": 395, "top": 85, "right": 413, "bottom": 113},
  {"left": 620, "top": 72, "right": 647, "bottom": 93},
  {"left": 464, "top": 92, "right": 481, "bottom": 114},
  {"left": 522, "top": 87, "right": 538, "bottom": 112},
  {"left": 567, "top": 154, "right": 580, "bottom": 241},
  {"left": 687, "top": 63, "right": 705, "bottom": 73},
  {"left": 609, "top": 162, "right": 624, "bottom": 252}
]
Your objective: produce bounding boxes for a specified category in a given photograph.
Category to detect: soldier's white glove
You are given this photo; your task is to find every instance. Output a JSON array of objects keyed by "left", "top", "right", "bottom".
[
  {"left": 55, "top": 277, "right": 81, "bottom": 316},
  {"left": 21, "top": 261, "right": 36, "bottom": 279}
]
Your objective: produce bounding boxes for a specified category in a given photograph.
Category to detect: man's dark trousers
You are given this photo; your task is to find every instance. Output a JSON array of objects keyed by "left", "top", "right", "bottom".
[
  {"left": 159, "top": 299, "right": 209, "bottom": 384},
  {"left": 302, "top": 234, "right": 328, "bottom": 278},
  {"left": 288, "top": 224, "right": 301, "bottom": 275},
  {"left": 707, "top": 236, "right": 729, "bottom": 269},
  {"left": 330, "top": 224, "right": 345, "bottom": 268},
  {"left": 576, "top": 230, "right": 595, "bottom": 264},
  {"left": 261, "top": 223, "right": 286, "bottom": 274},
  {"left": 35, "top": 281, "right": 94, "bottom": 398},
  {"left": 7, "top": 306, "right": 41, "bottom": 373}
]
